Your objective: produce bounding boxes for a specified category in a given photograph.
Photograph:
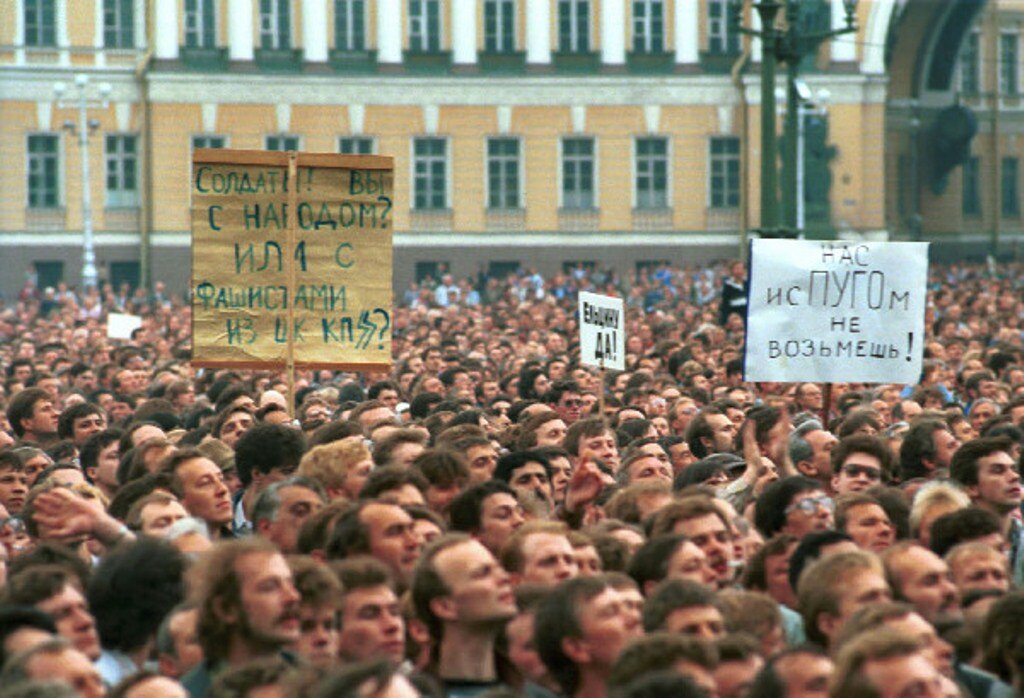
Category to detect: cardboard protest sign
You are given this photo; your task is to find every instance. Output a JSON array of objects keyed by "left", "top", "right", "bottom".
[
  {"left": 190, "top": 149, "right": 393, "bottom": 370},
  {"left": 745, "top": 240, "right": 929, "bottom": 384},
  {"left": 578, "top": 292, "right": 626, "bottom": 371}
]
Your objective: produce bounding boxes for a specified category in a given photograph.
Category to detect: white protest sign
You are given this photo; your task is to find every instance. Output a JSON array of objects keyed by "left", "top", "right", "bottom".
[
  {"left": 578, "top": 292, "right": 625, "bottom": 371},
  {"left": 745, "top": 240, "right": 929, "bottom": 384},
  {"left": 107, "top": 313, "right": 143, "bottom": 340}
]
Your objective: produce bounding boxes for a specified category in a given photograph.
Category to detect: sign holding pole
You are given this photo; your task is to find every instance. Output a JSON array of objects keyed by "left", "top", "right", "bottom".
[
  {"left": 579, "top": 291, "right": 626, "bottom": 413},
  {"left": 190, "top": 149, "right": 394, "bottom": 377},
  {"left": 745, "top": 240, "right": 929, "bottom": 384}
]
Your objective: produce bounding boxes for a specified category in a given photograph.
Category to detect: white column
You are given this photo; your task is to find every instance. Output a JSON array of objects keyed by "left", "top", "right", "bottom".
[
  {"left": 133, "top": 0, "right": 146, "bottom": 49},
  {"left": 93, "top": 0, "right": 105, "bottom": 66},
  {"left": 674, "top": 0, "right": 698, "bottom": 64},
  {"left": 526, "top": 0, "right": 551, "bottom": 65},
  {"left": 830, "top": 0, "right": 857, "bottom": 62},
  {"left": 15, "top": 0, "right": 24, "bottom": 65},
  {"left": 377, "top": 0, "right": 402, "bottom": 64},
  {"left": 452, "top": 0, "right": 477, "bottom": 65},
  {"left": 56, "top": 0, "right": 69, "bottom": 65},
  {"left": 228, "top": 0, "right": 254, "bottom": 61},
  {"left": 751, "top": 8, "right": 762, "bottom": 62},
  {"left": 302, "top": 0, "right": 328, "bottom": 61},
  {"left": 601, "top": 0, "right": 625, "bottom": 65},
  {"left": 154, "top": 0, "right": 179, "bottom": 59}
]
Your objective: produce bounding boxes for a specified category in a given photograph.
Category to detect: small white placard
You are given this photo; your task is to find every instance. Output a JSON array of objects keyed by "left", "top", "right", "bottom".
[
  {"left": 578, "top": 292, "right": 626, "bottom": 372},
  {"left": 107, "top": 313, "right": 143, "bottom": 340}
]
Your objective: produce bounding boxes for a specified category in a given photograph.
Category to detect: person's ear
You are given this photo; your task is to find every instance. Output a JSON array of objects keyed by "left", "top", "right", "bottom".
[
  {"left": 429, "top": 595, "right": 457, "bottom": 623},
  {"left": 561, "top": 636, "right": 591, "bottom": 665}
]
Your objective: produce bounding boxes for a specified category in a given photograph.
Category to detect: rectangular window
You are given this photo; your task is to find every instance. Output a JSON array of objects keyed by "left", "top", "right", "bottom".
[
  {"left": 339, "top": 137, "right": 375, "bottom": 154},
  {"left": 259, "top": 0, "right": 291, "bottom": 49},
  {"left": 960, "top": 31, "right": 980, "bottom": 95},
  {"left": 484, "top": 0, "right": 515, "bottom": 53},
  {"left": 962, "top": 156, "right": 981, "bottom": 216},
  {"left": 105, "top": 134, "right": 138, "bottom": 208},
  {"left": 184, "top": 0, "right": 217, "bottom": 48},
  {"left": 413, "top": 137, "right": 447, "bottom": 210},
  {"left": 709, "top": 136, "right": 740, "bottom": 209},
  {"left": 266, "top": 135, "right": 300, "bottom": 151},
  {"left": 192, "top": 135, "right": 227, "bottom": 149},
  {"left": 24, "top": 0, "right": 56, "bottom": 47},
  {"left": 1002, "top": 157, "right": 1019, "bottom": 217},
  {"left": 636, "top": 137, "right": 668, "bottom": 209},
  {"left": 335, "top": 0, "right": 366, "bottom": 51},
  {"left": 487, "top": 138, "right": 520, "bottom": 209},
  {"left": 632, "top": 0, "right": 664, "bottom": 53},
  {"left": 104, "top": 0, "right": 134, "bottom": 48},
  {"left": 558, "top": 0, "right": 590, "bottom": 53},
  {"left": 409, "top": 0, "right": 441, "bottom": 52},
  {"left": 1000, "top": 33, "right": 1019, "bottom": 95},
  {"left": 562, "top": 137, "right": 595, "bottom": 209},
  {"left": 27, "top": 134, "right": 59, "bottom": 208},
  {"left": 708, "top": 0, "right": 739, "bottom": 55}
]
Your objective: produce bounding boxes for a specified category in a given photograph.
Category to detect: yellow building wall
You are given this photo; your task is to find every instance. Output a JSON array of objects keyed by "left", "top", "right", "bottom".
[
  {"left": 516, "top": 106, "right": 570, "bottom": 230},
  {"left": 366, "top": 105, "right": 422, "bottom": 231},
  {"left": 0, "top": 103, "right": 36, "bottom": 229},
  {"left": 588, "top": 106, "right": 643, "bottom": 230},
  {"left": 441, "top": 106, "right": 494, "bottom": 230}
]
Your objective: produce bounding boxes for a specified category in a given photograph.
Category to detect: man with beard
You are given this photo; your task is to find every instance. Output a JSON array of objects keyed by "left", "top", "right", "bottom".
[
  {"left": 412, "top": 534, "right": 518, "bottom": 693},
  {"left": 495, "top": 450, "right": 555, "bottom": 513},
  {"left": 181, "top": 539, "right": 301, "bottom": 697},
  {"left": 900, "top": 420, "right": 960, "bottom": 482}
]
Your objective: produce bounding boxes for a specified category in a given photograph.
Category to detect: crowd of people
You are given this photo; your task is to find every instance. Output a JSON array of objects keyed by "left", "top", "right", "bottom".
[{"left": 0, "top": 257, "right": 1020, "bottom": 697}]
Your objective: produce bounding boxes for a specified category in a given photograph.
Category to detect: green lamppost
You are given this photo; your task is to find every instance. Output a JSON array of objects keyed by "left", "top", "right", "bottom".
[{"left": 731, "top": 0, "right": 858, "bottom": 238}]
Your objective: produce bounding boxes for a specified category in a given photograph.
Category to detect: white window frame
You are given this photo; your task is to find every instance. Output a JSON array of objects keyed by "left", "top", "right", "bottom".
[
  {"left": 1000, "top": 31, "right": 1019, "bottom": 96},
  {"left": 485, "top": 136, "right": 523, "bottom": 210},
  {"left": 335, "top": 0, "right": 366, "bottom": 51},
  {"left": 409, "top": 0, "right": 442, "bottom": 52},
  {"left": 411, "top": 136, "right": 450, "bottom": 210},
  {"left": 634, "top": 135, "right": 670, "bottom": 210},
  {"left": 483, "top": 0, "right": 516, "bottom": 53},
  {"left": 708, "top": 136, "right": 741, "bottom": 209},
  {"left": 559, "top": 136, "right": 597, "bottom": 210},
  {"left": 103, "top": 0, "right": 134, "bottom": 48},
  {"left": 259, "top": 0, "right": 291, "bottom": 49},
  {"left": 105, "top": 133, "right": 139, "bottom": 208},
  {"left": 338, "top": 136, "right": 376, "bottom": 154},
  {"left": 959, "top": 29, "right": 981, "bottom": 95},
  {"left": 265, "top": 134, "right": 302, "bottom": 152},
  {"left": 707, "top": 0, "right": 738, "bottom": 55},
  {"left": 632, "top": 0, "right": 665, "bottom": 53},
  {"left": 184, "top": 0, "right": 217, "bottom": 48},
  {"left": 26, "top": 132, "right": 62, "bottom": 209},
  {"left": 192, "top": 134, "right": 229, "bottom": 150},
  {"left": 558, "top": 0, "right": 591, "bottom": 53},
  {"left": 24, "top": 0, "right": 57, "bottom": 47}
]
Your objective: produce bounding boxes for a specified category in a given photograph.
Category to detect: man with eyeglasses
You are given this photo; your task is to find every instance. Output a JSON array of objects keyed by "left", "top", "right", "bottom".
[
  {"left": 755, "top": 476, "right": 835, "bottom": 541},
  {"left": 831, "top": 435, "right": 895, "bottom": 496},
  {"left": 547, "top": 380, "right": 585, "bottom": 426}
]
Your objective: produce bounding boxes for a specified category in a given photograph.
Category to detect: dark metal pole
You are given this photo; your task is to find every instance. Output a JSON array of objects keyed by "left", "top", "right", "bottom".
[
  {"left": 783, "top": 61, "right": 800, "bottom": 231},
  {"left": 756, "top": 2, "right": 781, "bottom": 233}
]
